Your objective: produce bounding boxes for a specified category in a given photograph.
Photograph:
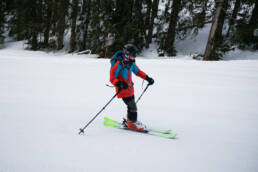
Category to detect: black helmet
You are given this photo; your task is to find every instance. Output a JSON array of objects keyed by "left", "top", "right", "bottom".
[{"left": 123, "top": 44, "right": 138, "bottom": 58}]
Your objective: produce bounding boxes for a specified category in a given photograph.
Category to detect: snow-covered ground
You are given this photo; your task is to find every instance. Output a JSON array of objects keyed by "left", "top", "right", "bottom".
[{"left": 0, "top": 42, "right": 258, "bottom": 172}]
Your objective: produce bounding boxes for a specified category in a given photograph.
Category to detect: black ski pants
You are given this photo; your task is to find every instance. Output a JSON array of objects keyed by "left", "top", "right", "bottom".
[{"left": 122, "top": 96, "right": 137, "bottom": 122}]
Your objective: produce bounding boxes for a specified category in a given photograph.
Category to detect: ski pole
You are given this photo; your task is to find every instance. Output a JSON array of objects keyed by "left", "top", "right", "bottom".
[
  {"left": 79, "top": 90, "right": 120, "bottom": 135},
  {"left": 136, "top": 84, "right": 150, "bottom": 104}
]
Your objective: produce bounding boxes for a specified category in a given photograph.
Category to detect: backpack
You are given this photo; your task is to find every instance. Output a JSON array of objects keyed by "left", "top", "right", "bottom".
[{"left": 110, "top": 50, "right": 125, "bottom": 67}]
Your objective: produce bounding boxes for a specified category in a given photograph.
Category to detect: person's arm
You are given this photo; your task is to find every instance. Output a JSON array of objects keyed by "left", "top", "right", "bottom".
[
  {"left": 132, "top": 62, "right": 154, "bottom": 85},
  {"left": 132, "top": 62, "right": 147, "bottom": 79}
]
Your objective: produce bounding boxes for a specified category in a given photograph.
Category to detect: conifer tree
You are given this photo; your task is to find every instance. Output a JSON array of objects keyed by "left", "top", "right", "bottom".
[
  {"left": 207, "top": 0, "right": 230, "bottom": 60},
  {"left": 0, "top": 0, "right": 256, "bottom": 58},
  {"left": 144, "top": 0, "right": 152, "bottom": 41},
  {"left": 164, "top": 0, "right": 172, "bottom": 21},
  {"left": 112, "top": 0, "right": 134, "bottom": 52},
  {"left": 88, "top": 0, "right": 105, "bottom": 55},
  {"left": 248, "top": 0, "right": 258, "bottom": 49},
  {"left": 43, "top": 0, "right": 53, "bottom": 48},
  {"left": 146, "top": 0, "right": 159, "bottom": 48},
  {"left": 79, "top": 0, "right": 91, "bottom": 51},
  {"left": 0, "top": 0, "right": 6, "bottom": 45},
  {"left": 99, "top": 0, "right": 115, "bottom": 56},
  {"left": 164, "top": 0, "right": 181, "bottom": 56},
  {"left": 134, "top": 0, "right": 146, "bottom": 49},
  {"left": 69, "top": 0, "right": 79, "bottom": 53},
  {"left": 25, "top": 0, "right": 42, "bottom": 50},
  {"left": 239, "top": 0, "right": 258, "bottom": 49},
  {"left": 204, "top": 0, "right": 224, "bottom": 61},
  {"left": 9, "top": 0, "right": 26, "bottom": 41},
  {"left": 214, "top": 0, "right": 229, "bottom": 41},
  {"left": 226, "top": 0, "right": 240, "bottom": 37},
  {"left": 56, "top": 0, "right": 69, "bottom": 50}
]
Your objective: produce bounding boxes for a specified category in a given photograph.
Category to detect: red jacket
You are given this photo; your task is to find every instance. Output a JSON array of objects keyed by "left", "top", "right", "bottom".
[{"left": 110, "top": 59, "right": 147, "bottom": 98}]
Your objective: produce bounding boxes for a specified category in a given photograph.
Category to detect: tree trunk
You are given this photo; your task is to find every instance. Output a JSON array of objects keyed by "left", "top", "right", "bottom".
[
  {"left": 248, "top": 0, "right": 258, "bottom": 38},
  {"left": 69, "top": 0, "right": 79, "bottom": 53},
  {"left": 44, "top": 0, "right": 52, "bottom": 47},
  {"left": 144, "top": 0, "right": 152, "bottom": 41},
  {"left": 247, "top": 0, "right": 258, "bottom": 48},
  {"left": 81, "top": 0, "right": 91, "bottom": 51},
  {"left": 248, "top": 0, "right": 258, "bottom": 27},
  {"left": 146, "top": 0, "right": 159, "bottom": 48},
  {"left": 164, "top": 0, "right": 181, "bottom": 56},
  {"left": 0, "top": 0, "right": 5, "bottom": 44},
  {"left": 16, "top": 0, "right": 24, "bottom": 41},
  {"left": 135, "top": 0, "right": 145, "bottom": 42},
  {"left": 31, "top": 0, "right": 38, "bottom": 50},
  {"left": 226, "top": 0, "right": 240, "bottom": 36},
  {"left": 57, "top": 0, "right": 68, "bottom": 50},
  {"left": 203, "top": 0, "right": 224, "bottom": 61},
  {"left": 214, "top": 0, "right": 229, "bottom": 41},
  {"left": 164, "top": 0, "right": 172, "bottom": 21}
]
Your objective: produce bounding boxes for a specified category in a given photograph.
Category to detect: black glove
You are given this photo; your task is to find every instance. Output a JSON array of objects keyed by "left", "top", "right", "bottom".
[
  {"left": 115, "top": 81, "right": 129, "bottom": 90},
  {"left": 145, "top": 75, "right": 154, "bottom": 85}
]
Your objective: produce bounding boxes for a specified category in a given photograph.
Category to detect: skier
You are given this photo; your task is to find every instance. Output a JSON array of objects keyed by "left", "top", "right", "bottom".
[{"left": 110, "top": 44, "right": 154, "bottom": 131}]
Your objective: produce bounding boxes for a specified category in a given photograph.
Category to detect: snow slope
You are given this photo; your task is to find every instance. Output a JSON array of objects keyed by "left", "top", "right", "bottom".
[{"left": 0, "top": 42, "right": 258, "bottom": 172}]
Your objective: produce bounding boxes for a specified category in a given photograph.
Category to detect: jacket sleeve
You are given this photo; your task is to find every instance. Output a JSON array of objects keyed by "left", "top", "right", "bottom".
[
  {"left": 110, "top": 61, "right": 121, "bottom": 86},
  {"left": 132, "top": 62, "right": 147, "bottom": 79}
]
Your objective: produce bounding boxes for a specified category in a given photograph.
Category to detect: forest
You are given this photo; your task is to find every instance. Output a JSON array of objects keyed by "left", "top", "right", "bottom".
[{"left": 0, "top": 0, "right": 257, "bottom": 60}]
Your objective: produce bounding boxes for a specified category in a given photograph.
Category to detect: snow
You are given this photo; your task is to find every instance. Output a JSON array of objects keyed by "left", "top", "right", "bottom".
[
  {"left": 224, "top": 48, "right": 258, "bottom": 60},
  {"left": 174, "top": 24, "right": 211, "bottom": 56},
  {"left": 0, "top": 42, "right": 258, "bottom": 172}
]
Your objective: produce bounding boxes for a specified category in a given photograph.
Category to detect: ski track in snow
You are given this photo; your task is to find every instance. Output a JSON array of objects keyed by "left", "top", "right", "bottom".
[{"left": 0, "top": 43, "right": 258, "bottom": 172}]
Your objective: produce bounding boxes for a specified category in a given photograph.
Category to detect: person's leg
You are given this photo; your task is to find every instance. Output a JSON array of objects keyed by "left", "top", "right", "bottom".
[
  {"left": 122, "top": 96, "right": 137, "bottom": 122},
  {"left": 122, "top": 96, "right": 146, "bottom": 131}
]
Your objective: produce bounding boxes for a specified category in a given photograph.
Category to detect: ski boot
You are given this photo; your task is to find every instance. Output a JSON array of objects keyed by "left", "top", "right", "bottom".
[{"left": 122, "top": 118, "right": 146, "bottom": 132}]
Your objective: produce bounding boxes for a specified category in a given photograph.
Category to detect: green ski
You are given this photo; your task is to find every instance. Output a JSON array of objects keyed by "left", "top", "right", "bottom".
[
  {"left": 104, "top": 117, "right": 172, "bottom": 134},
  {"left": 104, "top": 117, "right": 177, "bottom": 139}
]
